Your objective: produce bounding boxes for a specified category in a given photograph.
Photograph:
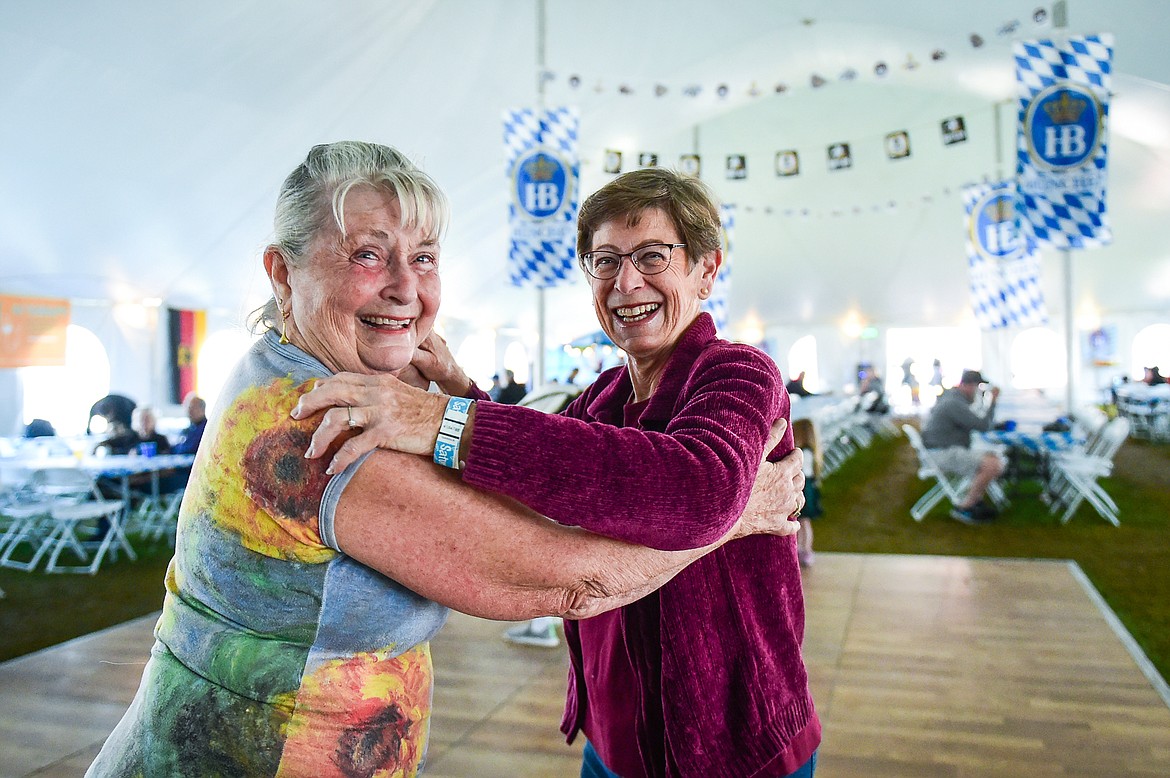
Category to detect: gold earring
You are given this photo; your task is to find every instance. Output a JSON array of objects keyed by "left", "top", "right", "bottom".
[{"left": 276, "top": 298, "right": 291, "bottom": 344}]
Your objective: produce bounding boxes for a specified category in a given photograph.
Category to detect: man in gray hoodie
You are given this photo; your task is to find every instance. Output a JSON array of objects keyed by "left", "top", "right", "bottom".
[{"left": 921, "top": 369, "right": 1005, "bottom": 524}]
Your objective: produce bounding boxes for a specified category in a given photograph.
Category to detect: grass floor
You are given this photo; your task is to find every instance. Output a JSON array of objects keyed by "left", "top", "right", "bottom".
[
  {"left": 0, "top": 540, "right": 173, "bottom": 662},
  {"left": 1, "top": 433, "right": 1168, "bottom": 687}
]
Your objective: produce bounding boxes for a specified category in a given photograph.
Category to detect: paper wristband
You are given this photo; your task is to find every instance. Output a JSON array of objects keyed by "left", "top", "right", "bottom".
[{"left": 433, "top": 396, "right": 474, "bottom": 469}]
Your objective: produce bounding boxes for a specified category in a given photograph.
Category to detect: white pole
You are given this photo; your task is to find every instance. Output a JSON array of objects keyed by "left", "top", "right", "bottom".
[
  {"left": 1054, "top": 0, "right": 1075, "bottom": 414},
  {"left": 533, "top": 0, "right": 547, "bottom": 386},
  {"left": 1064, "top": 250, "right": 1075, "bottom": 412}
]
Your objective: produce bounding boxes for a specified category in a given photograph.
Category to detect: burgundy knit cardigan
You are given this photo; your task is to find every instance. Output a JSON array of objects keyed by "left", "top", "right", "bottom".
[{"left": 463, "top": 314, "right": 820, "bottom": 777}]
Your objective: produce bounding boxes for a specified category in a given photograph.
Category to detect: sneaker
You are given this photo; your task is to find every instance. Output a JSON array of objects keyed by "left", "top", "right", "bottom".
[
  {"left": 972, "top": 501, "right": 999, "bottom": 520},
  {"left": 950, "top": 506, "right": 995, "bottom": 525},
  {"left": 503, "top": 620, "right": 560, "bottom": 648}
]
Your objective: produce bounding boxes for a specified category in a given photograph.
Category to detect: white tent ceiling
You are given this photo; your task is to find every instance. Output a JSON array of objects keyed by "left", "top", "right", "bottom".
[{"left": 2, "top": 0, "right": 1168, "bottom": 347}]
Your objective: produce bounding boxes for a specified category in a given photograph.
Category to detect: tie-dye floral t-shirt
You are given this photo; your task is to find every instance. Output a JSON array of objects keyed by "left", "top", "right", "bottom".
[{"left": 87, "top": 331, "right": 449, "bottom": 778}]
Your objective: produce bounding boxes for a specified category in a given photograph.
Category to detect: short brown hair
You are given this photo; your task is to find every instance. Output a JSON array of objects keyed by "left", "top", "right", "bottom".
[{"left": 576, "top": 168, "right": 721, "bottom": 269}]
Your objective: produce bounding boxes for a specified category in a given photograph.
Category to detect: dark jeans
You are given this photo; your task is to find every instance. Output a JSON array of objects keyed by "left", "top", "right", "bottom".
[{"left": 581, "top": 741, "right": 817, "bottom": 778}]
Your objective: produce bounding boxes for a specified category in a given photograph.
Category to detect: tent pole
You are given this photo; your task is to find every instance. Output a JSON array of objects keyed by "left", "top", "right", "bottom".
[
  {"left": 534, "top": 0, "right": 547, "bottom": 386},
  {"left": 1055, "top": 0, "right": 1074, "bottom": 414},
  {"left": 1063, "top": 250, "right": 1075, "bottom": 413}
]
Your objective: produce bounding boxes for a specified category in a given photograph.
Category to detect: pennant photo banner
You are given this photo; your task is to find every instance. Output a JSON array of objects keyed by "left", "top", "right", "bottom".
[
  {"left": 503, "top": 107, "right": 580, "bottom": 288},
  {"left": 701, "top": 204, "right": 735, "bottom": 332},
  {"left": 963, "top": 181, "right": 1046, "bottom": 330},
  {"left": 1014, "top": 33, "right": 1113, "bottom": 249}
]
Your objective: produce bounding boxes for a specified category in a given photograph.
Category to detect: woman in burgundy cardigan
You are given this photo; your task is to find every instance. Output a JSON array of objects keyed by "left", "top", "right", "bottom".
[{"left": 297, "top": 169, "right": 821, "bottom": 777}]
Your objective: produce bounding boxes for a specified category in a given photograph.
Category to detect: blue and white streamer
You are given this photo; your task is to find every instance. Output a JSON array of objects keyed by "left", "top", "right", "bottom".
[
  {"left": 1014, "top": 34, "right": 1113, "bottom": 249},
  {"left": 503, "top": 107, "right": 580, "bottom": 287},
  {"left": 701, "top": 204, "right": 734, "bottom": 332},
  {"left": 964, "top": 181, "right": 1047, "bottom": 330}
]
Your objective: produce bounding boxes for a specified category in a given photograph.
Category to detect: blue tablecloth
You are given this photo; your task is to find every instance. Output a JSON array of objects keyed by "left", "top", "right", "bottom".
[{"left": 978, "top": 430, "right": 1082, "bottom": 454}]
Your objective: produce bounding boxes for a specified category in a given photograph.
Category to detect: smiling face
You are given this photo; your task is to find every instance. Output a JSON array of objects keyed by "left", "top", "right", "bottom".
[
  {"left": 589, "top": 207, "right": 719, "bottom": 379},
  {"left": 267, "top": 185, "right": 440, "bottom": 376}
]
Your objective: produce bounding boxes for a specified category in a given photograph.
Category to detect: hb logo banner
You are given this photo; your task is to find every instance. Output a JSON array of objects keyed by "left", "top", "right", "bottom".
[
  {"left": 964, "top": 181, "right": 1046, "bottom": 330},
  {"left": 1014, "top": 34, "right": 1113, "bottom": 249},
  {"left": 503, "top": 107, "right": 580, "bottom": 287}
]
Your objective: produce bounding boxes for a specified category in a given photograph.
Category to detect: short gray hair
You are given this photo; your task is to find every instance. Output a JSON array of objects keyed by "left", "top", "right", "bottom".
[{"left": 252, "top": 141, "right": 449, "bottom": 332}]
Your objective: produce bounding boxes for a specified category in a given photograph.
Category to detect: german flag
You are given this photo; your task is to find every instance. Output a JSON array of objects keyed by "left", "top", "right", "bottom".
[{"left": 168, "top": 308, "right": 206, "bottom": 403}]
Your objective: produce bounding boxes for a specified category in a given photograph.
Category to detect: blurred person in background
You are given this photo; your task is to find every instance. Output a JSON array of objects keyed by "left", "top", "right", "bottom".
[{"left": 920, "top": 369, "right": 1004, "bottom": 525}]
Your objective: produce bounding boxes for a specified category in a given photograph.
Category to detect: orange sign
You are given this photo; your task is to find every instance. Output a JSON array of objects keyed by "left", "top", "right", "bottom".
[{"left": 0, "top": 295, "right": 70, "bottom": 368}]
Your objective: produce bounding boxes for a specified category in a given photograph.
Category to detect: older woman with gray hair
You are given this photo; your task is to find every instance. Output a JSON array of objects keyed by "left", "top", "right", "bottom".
[{"left": 86, "top": 142, "right": 804, "bottom": 777}]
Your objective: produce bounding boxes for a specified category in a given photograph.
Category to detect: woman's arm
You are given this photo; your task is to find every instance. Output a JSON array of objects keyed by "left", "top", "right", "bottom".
[
  {"left": 332, "top": 442, "right": 802, "bottom": 622},
  {"left": 296, "top": 346, "right": 788, "bottom": 550}
]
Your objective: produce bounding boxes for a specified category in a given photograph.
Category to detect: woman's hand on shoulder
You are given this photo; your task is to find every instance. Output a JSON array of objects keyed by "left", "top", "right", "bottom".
[
  {"left": 291, "top": 372, "right": 448, "bottom": 474},
  {"left": 407, "top": 331, "right": 477, "bottom": 396},
  {"left": 735, "top": 419, "right": 804, "bottom": 539}
]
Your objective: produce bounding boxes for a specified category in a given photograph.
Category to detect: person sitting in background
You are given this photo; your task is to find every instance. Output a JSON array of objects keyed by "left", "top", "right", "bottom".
[
  {"left": 487, "top": 373, "right": 504, "bottom": 401},
  {"left": 860, "top": 371, "right": 890, "bottom": 415},
  {"left": 1144, "top": 366, "right": 1166, "bottom": 386},
  {"left": 23, "top": 418, "right": 56, "bottom": 438},
  {"left": 785, "top": 370, "right": 815, "bottom": 397},
  {"left": 94, "top": 416, "right": 140, "bottom": 456},
  {"left": 87, "top": 394, "right": 137, "bottom": 436},
  {"left": 132, "top": 406, "right": 172, "bottom": 455},
  {"left": 495, "top": 368, "right": 527, "bottom": 404},
  {"left": 172, "top": 393, "right": 207, "bottom": 455},
  {"left": 920, "top": 369, "right": 1004, "bottom": 525}
]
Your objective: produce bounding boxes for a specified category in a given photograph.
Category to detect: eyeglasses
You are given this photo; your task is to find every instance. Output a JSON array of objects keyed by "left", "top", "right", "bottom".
[{"left": 579, "top": 243, "right": 686, "bottom": 280}]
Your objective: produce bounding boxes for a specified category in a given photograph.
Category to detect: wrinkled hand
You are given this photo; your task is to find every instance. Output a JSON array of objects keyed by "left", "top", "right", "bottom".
[
  {"left": 733, "top": 418, "right": 805, "bottom": 540},
  {"left": 291, "top": 372, "right": 448, "bottom": 474},
  {"left": 411, "top": 331, "right": 473, "bottom": 395}
]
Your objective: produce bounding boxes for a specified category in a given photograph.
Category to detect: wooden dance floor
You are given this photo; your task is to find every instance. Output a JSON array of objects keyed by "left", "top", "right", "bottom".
[{"left": 2, "top": 553, "right": 1169, "bottom": 777}]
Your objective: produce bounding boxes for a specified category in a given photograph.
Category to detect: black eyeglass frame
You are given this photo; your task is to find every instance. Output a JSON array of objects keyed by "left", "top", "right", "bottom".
[{"left": 578, "top": 242, "right": 687, "bottom": 280}]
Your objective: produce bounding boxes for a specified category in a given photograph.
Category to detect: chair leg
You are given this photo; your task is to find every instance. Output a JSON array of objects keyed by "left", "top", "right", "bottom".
[{"left": 910, "top": 483, "right": 944, "bottom": 521}]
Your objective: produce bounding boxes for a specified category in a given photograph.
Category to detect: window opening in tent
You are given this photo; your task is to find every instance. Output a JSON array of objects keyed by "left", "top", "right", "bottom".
[
  {"left": 197, "top": 328, "right": 257, "bottom": 414},
  {"left": 455, "top": 330, "right": 497, "bottom": 391},
  {"left": 19, "top": 324, "right": 111, "bottom": 437},
  {"left": 1009, "top": 327, "right": 1066, "bottom": 390},
  {"left": 1131, "top": 323, "right": 1170, "bottom": 379},
  {"left": 885, "top": 327, "right": 982, "bottom": 411},
  {"left": 503, "top": 341, "right": 531, "bottom": 387},
  {"left": 787, "top": 336, "right": 819, "bottom": 393}
]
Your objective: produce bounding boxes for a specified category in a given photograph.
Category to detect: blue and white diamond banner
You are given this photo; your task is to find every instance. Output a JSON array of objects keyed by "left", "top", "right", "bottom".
[
  {"left": 701, "top": 204, "right": 735, "bottom": 332},
  {"left": 964, "top": 181, "right": 1047, "bottom": 330},
  {"left": 1014, "top": 34, "right": 1113, "bottom": 249},
  {"left": 503, "top": 107, "right": 579, "bottom": 287}
]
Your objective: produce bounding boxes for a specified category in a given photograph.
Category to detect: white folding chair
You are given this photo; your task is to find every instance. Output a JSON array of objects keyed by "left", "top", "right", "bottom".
[
  {"left": 902, "top": 425, "right": 1008, "bottom": 521},
  {"left": 137, "top": 488, "right": 184, "bottom": 545},
  {"left": 0, "top": 466, "right": 61, "bottom": 572},
  {"left": 28, "top": 468, "right": 133, "bottom": 574},
  {"left": 1046, "top": 417, "right": 1130, "bottom": 526}
]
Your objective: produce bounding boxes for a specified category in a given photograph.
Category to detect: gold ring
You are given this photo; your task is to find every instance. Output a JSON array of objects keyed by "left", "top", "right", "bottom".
[{"left": 347, "top": 406, "right": 358, "bottom": 429}]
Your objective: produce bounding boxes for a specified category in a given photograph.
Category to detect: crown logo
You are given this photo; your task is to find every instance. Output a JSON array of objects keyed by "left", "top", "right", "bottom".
[
  {"left": 987, "top": 197, "right": 1013, "bottom": 223},
  {"left": 1043, "top": 91, "right": 1087, "bottom": 124},
  {"left": 524, "top": 155, "right": 557, "bottom": 181}
]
